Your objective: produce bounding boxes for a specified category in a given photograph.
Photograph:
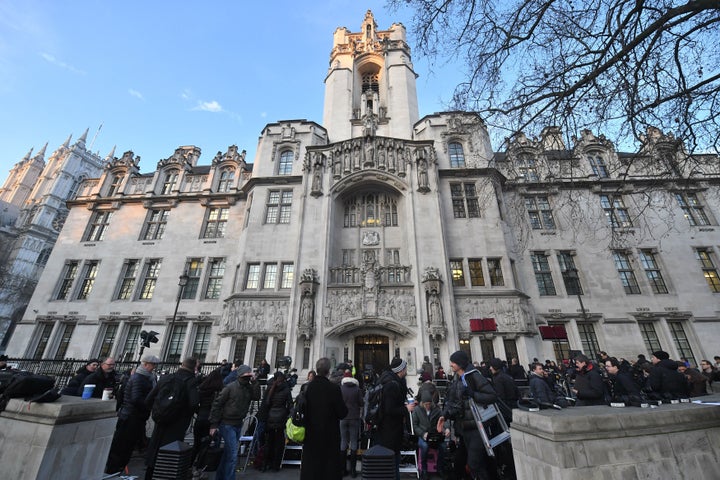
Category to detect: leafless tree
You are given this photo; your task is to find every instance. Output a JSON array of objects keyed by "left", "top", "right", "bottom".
[{"left": 391, "top": 0, "right": 720, "bottom": 153}]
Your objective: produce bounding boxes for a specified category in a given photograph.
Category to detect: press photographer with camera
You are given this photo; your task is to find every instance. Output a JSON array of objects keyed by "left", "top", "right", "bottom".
[{"left": 437, "top": 350, "right": 497, "bottom": 480}]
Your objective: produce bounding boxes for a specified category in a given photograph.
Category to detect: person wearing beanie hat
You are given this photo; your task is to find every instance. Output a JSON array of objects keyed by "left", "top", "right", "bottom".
[
  {"left": 412, "top": 387, "right": 447, "bottom": 479},
  {"left": 60, "top": 358, "right": 100, "bottom": 396},
  {"left": 376, "top": 357, "right": 414, "bottom": 477},
  {"left": 438, "top": 351, "right": 498, "bottom": 480},
  {"left": 652, "top": 350, "right": 670, "bottom": 362},
  {"left": 647, "top": 351, "right": 690, "bottom": 401}
]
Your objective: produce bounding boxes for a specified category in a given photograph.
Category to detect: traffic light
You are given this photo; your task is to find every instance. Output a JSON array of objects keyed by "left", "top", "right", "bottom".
[{"left": 140, "top": 330, "right": 159, "bottom": 348}]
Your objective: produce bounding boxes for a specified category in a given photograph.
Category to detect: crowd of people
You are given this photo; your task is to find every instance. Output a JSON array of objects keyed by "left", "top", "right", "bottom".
[{"left": 44, "top": 348, "right": 719, "bottom": 480}]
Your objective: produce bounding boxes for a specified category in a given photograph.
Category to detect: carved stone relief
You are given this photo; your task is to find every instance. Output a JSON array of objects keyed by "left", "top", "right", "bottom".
[
  {"left": 220, "top": 299, "right": 289, "bottom": 334},
  {"left": 454, "top": 297, "right": 534, "bottom": 333}
]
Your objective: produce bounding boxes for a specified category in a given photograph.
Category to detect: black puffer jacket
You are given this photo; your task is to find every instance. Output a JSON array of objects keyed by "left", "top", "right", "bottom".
[
  {"left": 263, "top": 380, "right": 292, "bottom": 429},
  {"left": 441, "top": 368, "right": 497, "bottom": 431},
  {"left": 341, "top": 376, "right": 363, "bottom": 421},
  {"left": 118, "top": 366, "right": 155, "bottom": 420}
]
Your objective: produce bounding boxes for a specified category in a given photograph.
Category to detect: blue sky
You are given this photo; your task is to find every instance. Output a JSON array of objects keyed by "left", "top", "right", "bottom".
[{"left": 0, "top": 1, "right": 465, "bottom": 179}]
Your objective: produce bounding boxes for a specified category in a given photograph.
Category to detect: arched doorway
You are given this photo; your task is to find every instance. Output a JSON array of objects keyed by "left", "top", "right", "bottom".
[{"left": 355, "top": 334, "right": 389, "bottom": 377}]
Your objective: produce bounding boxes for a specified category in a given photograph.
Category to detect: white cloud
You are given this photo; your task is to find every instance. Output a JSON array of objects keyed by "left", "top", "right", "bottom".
[
  {"left": 193, "top": 100, "right": 223, "bottom": 112},
  {"left": 128, "top": 89, "right": 144, "bottom": 100},
  {"left": 180, "top": 89, "right": 192, "bottom": 100},
  {"left": 39, "top": 52, "right": 85, "bottom": 74},
  {"left": 260, "top": 112, "right": 267, "bottom": 118}
]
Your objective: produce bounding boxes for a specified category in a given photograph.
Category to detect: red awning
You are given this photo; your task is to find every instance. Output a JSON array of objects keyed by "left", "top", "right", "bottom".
[{"left": 470, "top": 318, "right": 497, "bottom": 332}]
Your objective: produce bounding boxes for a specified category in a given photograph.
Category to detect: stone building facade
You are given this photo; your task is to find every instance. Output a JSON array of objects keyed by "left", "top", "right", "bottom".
[
  {"left": 5, "top": 11, "right": 720, "bottom": 374},
  {"left": 0, "top": 131, "right": 107, "bottom": 352}
]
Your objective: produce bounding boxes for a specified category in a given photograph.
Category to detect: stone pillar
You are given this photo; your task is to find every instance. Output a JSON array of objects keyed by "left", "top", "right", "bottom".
[
  {"left": 511, "top": 395, "right": 720, "bottom": 479},
  {"left": 0, "top": 397, "right": 117, "bottom": 480}
]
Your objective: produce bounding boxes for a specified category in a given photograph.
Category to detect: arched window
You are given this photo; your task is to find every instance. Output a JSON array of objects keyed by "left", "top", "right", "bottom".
[
  {"left": 343, "top": 192, "right": 399, "bottom": 227},
  {"left": 278, "top": 151, "right": 293, "bottom": 175},
  {"left": 36, "top": 248, "right": 52, "bottom": 266},
  {"left": 449, "top": 142, "right": 465, "bottom": 168},
  {"left": 217, "top": 169, "right": 235, "bottom": 192},
  {"left": 106, "top": 174, "right": 124, "bottom": 196},
  {"left": 587, "top": 153, "right": 609, "bottom": 178},
  {"left": 161, "top": 171, "right": 178, "bottom": 194}
]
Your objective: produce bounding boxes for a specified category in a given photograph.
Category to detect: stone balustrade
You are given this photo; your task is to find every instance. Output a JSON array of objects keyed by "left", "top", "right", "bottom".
[{"left": 510, "top": 394, "right": 720, "bottom": 479}]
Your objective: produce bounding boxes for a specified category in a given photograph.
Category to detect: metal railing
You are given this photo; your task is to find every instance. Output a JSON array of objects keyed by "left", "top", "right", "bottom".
[{"left": 5, "top": 357, "right": 224, "bottom": 390}]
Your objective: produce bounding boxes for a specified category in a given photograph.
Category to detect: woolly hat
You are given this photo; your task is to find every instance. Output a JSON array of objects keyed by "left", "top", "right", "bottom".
[
  {"left": 652, "top": 350, "right": 670, "bottom": 361},
  {"left": 450, "top": 350, "right": 470, "bottom": 368},
  {"left": 420, "top": 391, "right": 434, "bottom": 403},
  {"left": 390, "top": 357, "right": 407, "bottom": 373},
  {"left": 237, "top": 364, "right": 253, "bottom": 377},
  {"left": 489, "top": 358, "right": 504, "bottom": 371}
]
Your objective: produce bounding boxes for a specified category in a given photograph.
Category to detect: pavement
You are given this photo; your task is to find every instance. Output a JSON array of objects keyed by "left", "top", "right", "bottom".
[{"left": 121, "top": 451, "right": 303, "bottom": 479}]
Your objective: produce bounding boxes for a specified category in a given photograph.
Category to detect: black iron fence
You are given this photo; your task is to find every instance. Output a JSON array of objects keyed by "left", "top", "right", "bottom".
[{"left": 5, "top": 357, "right": 224, "bottom": 391}]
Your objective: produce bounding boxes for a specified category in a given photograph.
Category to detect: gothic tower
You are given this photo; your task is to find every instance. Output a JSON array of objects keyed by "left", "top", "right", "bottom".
[{"left": 323, "top": 10, "right": 419, "bottom": 141}]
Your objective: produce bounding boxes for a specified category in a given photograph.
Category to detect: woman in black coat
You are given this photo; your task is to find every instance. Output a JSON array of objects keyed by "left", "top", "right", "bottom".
[
  {"left": 61, "top": 359, "right": 99, "bottom": 396},
  {"left": 261, "top": 372, "right": 292, "bottom": 471},
  {"left": 301, "top": 358, "right": 348, "bottom": 480}
]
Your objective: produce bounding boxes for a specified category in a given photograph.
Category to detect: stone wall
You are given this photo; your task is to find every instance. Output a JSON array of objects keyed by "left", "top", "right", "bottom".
[
  {"left": 511, "top": 395, "right": 720, "bottom": 479},
  {"left": 0, "top": 396, "right": 117, "bottom": 480}
]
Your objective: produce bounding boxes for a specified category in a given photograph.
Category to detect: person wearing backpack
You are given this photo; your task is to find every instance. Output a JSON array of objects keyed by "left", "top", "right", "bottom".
[
  {"left": 105, "top": 354, "right": 159, "bottom": 475},
  {"left": 377, "top": 357, "right": 415, "bottom": 480},
  {"left": 301, "top": 357, "right": 348, "bottom": 480},
  {"left": 340, "top": 370, "right": 363, "bottom": 477},
  {"left": 436, "top": 350, "right": 497, "bottom": 480},
  {"left": 144, "top": 357, "right": 200, "bottom": 480},
  {"left": 208, "top": 364, "right": 260, "bottom": 480}
]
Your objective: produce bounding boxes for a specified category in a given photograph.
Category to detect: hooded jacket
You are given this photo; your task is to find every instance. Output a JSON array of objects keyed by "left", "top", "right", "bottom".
[{"left": 340, "top": 376, "right": 363, "bottom": 421}]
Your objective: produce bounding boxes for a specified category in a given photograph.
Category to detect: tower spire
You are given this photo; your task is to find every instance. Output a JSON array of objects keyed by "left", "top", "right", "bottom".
[
  {"left": 62, "top": 134, "right": 73, "bottom": 148},
  {"left": 77, "top": 128, "right": 89, "bottom": 145}
]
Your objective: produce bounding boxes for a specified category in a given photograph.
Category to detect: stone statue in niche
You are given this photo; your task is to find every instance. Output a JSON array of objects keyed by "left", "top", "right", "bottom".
[
  {"left": 299, "top": 293, "right": 314, "bottom": 329},
  {"left": 364, "top": 137, "right": 375, "bottom": 167},
  {"left": 417, "top": 157, "right": 429, "bottom": 191},
  {"left": 428, "top": 291, "right": 443, "bottom": 326}
]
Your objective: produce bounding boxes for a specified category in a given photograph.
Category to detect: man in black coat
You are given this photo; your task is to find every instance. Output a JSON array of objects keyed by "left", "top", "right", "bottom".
[
  {"left": 105, "top": 355, "right": 159, "bottom": 474},
  {"left": 301, "top": 357, "right": 348, "bottom": 480},
  {"left": 604, "top": 356, "right": 642, "bottom": 404},
  {"left": 376, "top": 357, "right": 414, "bottom": 480},
  {"left": 489, "top": 358, "right": 520, "bottom": 410},
  {"left": 571, "top": 354, "right": 606, "bottom": 406},
  {"left": 646, "top": 350, "right": 690, "bottom": 400},
  {"left": 144, "top": 357, "right": 199, "bottom": 480},
  {"left": 80, "top": 357, "right": 117, "bottom": 398}
]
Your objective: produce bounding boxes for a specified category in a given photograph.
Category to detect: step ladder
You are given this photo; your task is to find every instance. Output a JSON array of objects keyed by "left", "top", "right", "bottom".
[
  {"left": 469, "top": 401, "right": 511, "bottom": 457},
  {"left": 281, "top": 441, "right": 303, "bottom": 467},
  {"left": 398, "top": 409, "right": 419, "bottom": 478}
]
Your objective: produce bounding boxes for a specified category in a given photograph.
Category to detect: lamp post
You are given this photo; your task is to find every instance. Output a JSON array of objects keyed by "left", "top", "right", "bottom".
[
  {"left": 567, "top": 268, "right": 588, "bottom": 321},
  {"left": 165, "top": 271, "right": 189, "bottom": 364}
]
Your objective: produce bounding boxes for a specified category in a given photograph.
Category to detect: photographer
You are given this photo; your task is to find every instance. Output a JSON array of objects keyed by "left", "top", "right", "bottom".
[{"left": 437, "top": 351, "right": 497, "bottom": 480}]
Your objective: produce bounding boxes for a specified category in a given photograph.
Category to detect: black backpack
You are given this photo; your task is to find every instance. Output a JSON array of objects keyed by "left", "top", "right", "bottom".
[
  {"left": 362, "top": 382, "right": 384, "bottom": 426},
  {"left": 290, "top": 389, "right": 307, "bottom": 427},
  {"left": 152, "top": 374, "right": 190, "bottom": 424}
]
